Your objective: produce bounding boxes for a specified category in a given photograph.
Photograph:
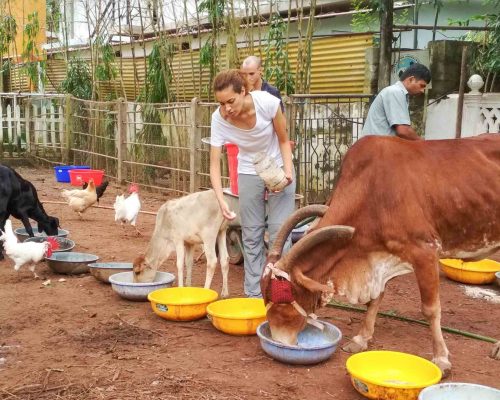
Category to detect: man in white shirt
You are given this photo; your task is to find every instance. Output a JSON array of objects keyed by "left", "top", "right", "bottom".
[{"left": 361, "top": 63, "right": 431, "bottom": 140}]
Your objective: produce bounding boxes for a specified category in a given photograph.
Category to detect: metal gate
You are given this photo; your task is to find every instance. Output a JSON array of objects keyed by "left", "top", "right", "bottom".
[{"left": 288, "top": 94, "right": 373, "bottom": 205}]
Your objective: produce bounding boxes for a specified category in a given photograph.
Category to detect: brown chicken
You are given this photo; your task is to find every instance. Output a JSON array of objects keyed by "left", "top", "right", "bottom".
[{"left": 61, "top": 179, "right": 98, "bottom": 219}]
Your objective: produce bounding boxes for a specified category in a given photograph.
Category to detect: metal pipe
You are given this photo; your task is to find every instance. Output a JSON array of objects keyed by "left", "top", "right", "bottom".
[
  {"left": 395, "top": 24, "right": 493, "bottom": 31},
  {"left": 413, "top": 0, "right": 419, "bottom": 49},
  {"left": 455, "top": 45, "right": 468, "bottom": 139}
]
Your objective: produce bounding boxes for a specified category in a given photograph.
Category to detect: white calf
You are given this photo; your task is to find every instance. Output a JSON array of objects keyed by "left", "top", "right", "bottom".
[{"left": 133, "top": 190, "right": 230, "bottom": 297}]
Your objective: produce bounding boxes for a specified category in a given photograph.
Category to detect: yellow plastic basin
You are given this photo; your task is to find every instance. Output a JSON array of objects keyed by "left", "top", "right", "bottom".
[
  {"left": 440, "top": 258, "right": 500, "bottom": 284},
  {"left": 346, "top": 351, "right": 442, "bottom": 400},
  {"left": 206, "top": 298, "right": 267, "bottom": 335},
  {"left": 148, "top": 287, "right": 218, "bottom": 321}
]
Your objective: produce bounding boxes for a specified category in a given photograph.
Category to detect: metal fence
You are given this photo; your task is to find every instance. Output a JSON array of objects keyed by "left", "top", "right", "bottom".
[
  {"left": 1, "top": 93, "right": 372, "bottom": 204},
  {"left": 288, "top": 94, "right": 371, "bottom": 204}
]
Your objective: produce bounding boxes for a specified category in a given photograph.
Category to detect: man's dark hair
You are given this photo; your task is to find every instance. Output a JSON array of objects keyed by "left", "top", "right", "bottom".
[{"left": 399, "top": 63, "right": 431, "bottom": 83}]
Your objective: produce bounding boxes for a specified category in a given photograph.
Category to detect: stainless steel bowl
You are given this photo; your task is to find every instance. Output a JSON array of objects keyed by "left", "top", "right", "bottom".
[
  {"left": 14, "top": 226, "right": 69, "bottom": 242},
  {"left": 24, "top": 236, "right": 75, "bottom": 252},
  {"left": 89, "top": 262, "right": 133, "bottom": 283},
  {"left": 46, "top": 252, "right": 99, "bottom": 275}
]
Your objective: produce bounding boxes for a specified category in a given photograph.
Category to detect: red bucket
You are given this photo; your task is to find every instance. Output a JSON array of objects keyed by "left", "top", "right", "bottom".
[
  {"left": 225, "top": 143, "right": 239, "bottom": 195},
  {"left": 69, "top": 169, "right": 105, "bottom": 186},
  {"left": 224, "top": 141, "right": 294, "bottom": 195}
]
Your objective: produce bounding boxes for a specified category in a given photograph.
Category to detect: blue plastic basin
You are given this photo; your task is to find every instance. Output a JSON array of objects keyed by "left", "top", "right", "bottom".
[
  {"left": 256, "top": 320, "right": 342, "bottom": 365},
  {"left": 54, "top": 165, "right": 90, "bottom": 183}
]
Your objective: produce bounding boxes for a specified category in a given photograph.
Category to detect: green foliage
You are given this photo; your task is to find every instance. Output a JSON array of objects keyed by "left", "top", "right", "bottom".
[
  {"left": 0, "top": 14, "right": 17, "bottom": 56},
  {"left": 350, "top": 1, "right": 421, "bottom": 31},
  {"left": 46, "top": 0, "right": 62, "bottom": 33},
  {"left": 139, "top": 39, "right": 176, "bottom": 103},
  {"left": 197, "top": 0, "right": 225, "bottom": 98},
  {"left": 94, "top": 39, "right": 117, "bottom": 81},
  {"left": 351, "top": 0, "right": 379, "bottom": 32},
  {"left": 263, "top": 13, "right": 295, "bottom": 95},
  {"left": 198, "top": 0, "right": 225, "bottom": 26},
  {"left": 448, "top": 0, "right": 500, "bottom": 86},
  {"left": 60, "top": 58, "right": 92, "bottom": 99},
  {"left": 22, "top": 12, "right": 46, "bottom": 91}
]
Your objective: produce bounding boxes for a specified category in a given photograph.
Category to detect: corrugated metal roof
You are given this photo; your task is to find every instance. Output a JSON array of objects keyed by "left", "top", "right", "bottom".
[{"left": 19, "top": 33, "right": 372, "bottom": 99}]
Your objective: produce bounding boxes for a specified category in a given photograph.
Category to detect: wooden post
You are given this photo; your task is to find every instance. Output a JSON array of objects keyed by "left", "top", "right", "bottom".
[
  {"left": 50, "top": 103, "right": 56, "bottom": 149},
  {"left": 455, "top": 45, "right": 468, "bottom": 139},
  {"left": 14, "top": 96, "right": 21, "bottom": 154},
  {"left": 63, "top": 94, "right": 72, "bottom": 164},
  {"left": 378, "top": 0, "right": 393, "bottom": 92},
  {"left": 25, "top": 101, "right": 31, "bottom": 154},
  {"left": 7, "top": 104, "right": 12, "bottom": 157},
  {"left": 116, "top": 98, "right": 128, "bottom": 184},
  {"left": 189, "top": 97, "right": 202, "bottom": 193}
]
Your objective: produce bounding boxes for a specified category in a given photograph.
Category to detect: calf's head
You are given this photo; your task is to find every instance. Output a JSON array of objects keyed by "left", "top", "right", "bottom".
[
  {"left": 133, "top": 254, "right": 157, "bottom": 283},
  {"left": 261, "top": 205, "right": 354, "bottom": 346},
  {"left": 38, "top": 216, "right": 60, "bottom": 236}
]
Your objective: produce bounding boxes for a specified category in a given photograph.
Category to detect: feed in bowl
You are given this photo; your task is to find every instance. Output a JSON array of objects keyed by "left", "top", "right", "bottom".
[{"left": 109, "top": 271, "right": 175, "bottom": 301}]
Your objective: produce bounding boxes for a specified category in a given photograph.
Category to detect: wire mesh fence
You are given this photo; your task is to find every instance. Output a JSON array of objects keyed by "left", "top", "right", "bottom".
[{"left": 1, "top": 93, "right": 372, "bottom": 203}]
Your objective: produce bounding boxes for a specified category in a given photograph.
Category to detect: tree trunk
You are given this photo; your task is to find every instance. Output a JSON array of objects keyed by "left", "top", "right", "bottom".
[{"left": 378, "top": 0, "right": 393, "bottom": 91}]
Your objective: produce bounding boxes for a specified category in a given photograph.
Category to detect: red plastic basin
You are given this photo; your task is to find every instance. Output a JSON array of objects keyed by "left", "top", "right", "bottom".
[{"left": 68, "top": 169, "right": 105, "bottom": 186}]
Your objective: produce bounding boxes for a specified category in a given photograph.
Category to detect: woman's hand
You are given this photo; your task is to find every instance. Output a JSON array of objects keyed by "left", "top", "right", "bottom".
[{"left": 220, "top": 201, "right": 237, "bottom": 220}]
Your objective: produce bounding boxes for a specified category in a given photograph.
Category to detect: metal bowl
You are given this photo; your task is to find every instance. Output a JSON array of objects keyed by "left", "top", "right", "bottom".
[
  {"left": 46, "top": 252, "right": 99, "bottom": 275},
  {"left": 89, "top": 262, "right": 133, "bottom": 283},
  {"left": 256, "top": 320, "right": 342, "bottom": 365},
  {"left": 419, "top": 383, "right": 500, "bottom": 400},
  {"left": 109, "top": 271, "right": 175, "bottom": 302},
  {"left": 24, "top": 236, "right": 75, "bottom": 252},
  {"left": 14, "top": 226, "right": 69, "bottom": 242}
]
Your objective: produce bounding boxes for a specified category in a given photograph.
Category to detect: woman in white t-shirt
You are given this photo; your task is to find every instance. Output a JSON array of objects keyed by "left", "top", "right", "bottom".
[{"left": 210, "top": 69, "right": 296, "bottom": 298}]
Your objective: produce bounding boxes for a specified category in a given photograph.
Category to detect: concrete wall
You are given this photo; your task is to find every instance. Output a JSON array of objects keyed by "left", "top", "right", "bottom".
[{"left": 425, "top": 76, "right": 500, "bottom": 139}]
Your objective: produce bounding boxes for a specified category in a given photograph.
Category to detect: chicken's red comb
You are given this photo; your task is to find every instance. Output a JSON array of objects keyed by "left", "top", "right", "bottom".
[
  {"left": 128, "top": 184, "right": 139, "bottom": 193},
  {"left": 46, "top": 237, "right": 60, "bottom": 250}
]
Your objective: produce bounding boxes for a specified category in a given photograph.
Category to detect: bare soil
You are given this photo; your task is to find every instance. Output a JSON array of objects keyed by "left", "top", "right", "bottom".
[{"left": 0, "top": 166, "right": 499, "bottom": 400}]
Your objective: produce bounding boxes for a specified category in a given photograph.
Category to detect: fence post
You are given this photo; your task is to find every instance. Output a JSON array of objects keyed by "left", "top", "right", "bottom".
[
  {"left": 25, "top": 100, "right": 31, "bottom": 154},
  {"left": 63, "top": 94, "right": 72, "bottom": 164},
  {"left": 116, "top": 98, "right": 128, "bottom": 184},
  {"left": 189, "top": 97, "right": 202, "bottom": 193}
]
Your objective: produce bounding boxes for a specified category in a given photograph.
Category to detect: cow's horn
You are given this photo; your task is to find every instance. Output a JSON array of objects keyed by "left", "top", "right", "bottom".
[
  {"left": 279, "top": 225, "right": 354, "bottom": 271},
  {"left": 269, "top": 205, "right": 329, "bottom": 259}
]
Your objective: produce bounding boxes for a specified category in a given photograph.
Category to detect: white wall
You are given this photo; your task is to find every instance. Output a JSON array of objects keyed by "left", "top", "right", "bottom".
[{"left": 425, "top": 75, "right": 500, "bottom": 140}]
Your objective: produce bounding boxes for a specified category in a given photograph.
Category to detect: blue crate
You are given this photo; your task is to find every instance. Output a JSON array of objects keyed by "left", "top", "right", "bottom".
[{"left": 54, "top": 165, "right": 91, "bottom": 183}]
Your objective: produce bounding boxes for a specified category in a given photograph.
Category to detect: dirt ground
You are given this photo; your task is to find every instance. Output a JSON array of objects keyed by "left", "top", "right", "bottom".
[{"left": 0, "top": 166, "right": 499, "bottom": 400}]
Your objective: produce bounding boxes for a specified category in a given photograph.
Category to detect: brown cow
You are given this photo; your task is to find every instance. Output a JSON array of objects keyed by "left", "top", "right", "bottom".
[{"left": 261, "top": 134, "right": 500, "bottom": 377}]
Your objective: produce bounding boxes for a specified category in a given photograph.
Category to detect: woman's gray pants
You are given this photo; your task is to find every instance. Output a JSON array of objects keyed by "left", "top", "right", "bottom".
[{"left": 238, "top": 173, "right": 296, "bottom": 297}]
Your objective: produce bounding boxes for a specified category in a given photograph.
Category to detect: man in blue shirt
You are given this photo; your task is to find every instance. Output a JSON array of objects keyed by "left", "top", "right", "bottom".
[
  {"left": 362, "top": 63, "right": 431, "bottom": 140},
  {"left": 241, "top": 56, "right": 284, "bottom": 112}
]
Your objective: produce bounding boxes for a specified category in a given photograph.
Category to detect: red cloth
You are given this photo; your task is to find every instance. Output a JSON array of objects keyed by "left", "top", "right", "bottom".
[{"left": 270, "top": 277, "right": 294, "bottom": 304}]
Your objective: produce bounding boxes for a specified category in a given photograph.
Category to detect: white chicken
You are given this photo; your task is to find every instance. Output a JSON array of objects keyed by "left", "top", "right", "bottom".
[
  {"left": 61, "top": 179, "right": 98, "bottom": 219},
  {"left": 114, "top": 184, "right": 142, "bottom": 235},
  {"left": 0, "top": 219, "right": 59, "bottom": 278}
]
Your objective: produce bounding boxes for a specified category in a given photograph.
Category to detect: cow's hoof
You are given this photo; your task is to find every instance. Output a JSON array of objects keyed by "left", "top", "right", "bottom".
[
  {"left": 433, "top": 356, "right": 451, "bottom": 378},
  {"left": 341, "top": 339, "right": 366, "bottom": 353},
  {"left": 490, "top": 341, "right": 500, "bottom": 360}
]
